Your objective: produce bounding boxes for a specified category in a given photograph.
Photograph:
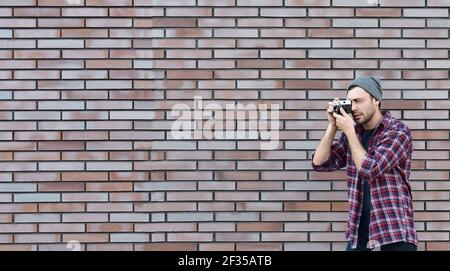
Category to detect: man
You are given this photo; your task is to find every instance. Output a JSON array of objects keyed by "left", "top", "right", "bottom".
[{"left": 311, "top": 76, "right": 418, "bottom": 251}]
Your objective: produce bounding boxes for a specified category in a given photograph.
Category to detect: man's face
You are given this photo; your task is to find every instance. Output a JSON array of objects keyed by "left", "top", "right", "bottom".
[{"left": 346, "top": 87, "right": 379, "bottom": 125}]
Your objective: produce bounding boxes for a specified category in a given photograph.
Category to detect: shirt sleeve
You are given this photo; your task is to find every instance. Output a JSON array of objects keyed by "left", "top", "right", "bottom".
[
  {"left": 311, "top": 133, "right": 348, "bottom": 172},
  {"left": 357, "top": 128, "right": 412, "bottom": 181}
]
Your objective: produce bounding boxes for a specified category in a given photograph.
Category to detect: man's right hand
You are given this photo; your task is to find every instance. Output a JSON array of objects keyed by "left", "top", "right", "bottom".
[
  {"left": 327, "top": 97, "right": 339, "bottom": 128},
  {"left": 313, "top": 97, "right": 341, "bottom": 166}
]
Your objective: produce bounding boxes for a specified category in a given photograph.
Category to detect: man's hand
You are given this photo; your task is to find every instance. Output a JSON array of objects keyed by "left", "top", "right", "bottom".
[
  {"left": 333, "top": 107, "right": 355, "bottom": 135},
  {"left": 326, "top": 97, "right": 339, "bottom": 128},
  {"left": 334, "top": 107, "right": 365, "bottom": 170}
]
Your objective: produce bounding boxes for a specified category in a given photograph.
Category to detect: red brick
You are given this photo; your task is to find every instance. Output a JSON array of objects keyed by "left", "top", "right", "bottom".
[
  {"left": 39, "top": 182, "right": 85, "bottom": 192},
  {"left": 62, "top": 172, "right": 108, "bottom": 182},
  {"left": 62, "top": 29, "right": 108, "bottom": 38},
  {"left": 14, "top": 50, "right": 60, "bottom": 59}
]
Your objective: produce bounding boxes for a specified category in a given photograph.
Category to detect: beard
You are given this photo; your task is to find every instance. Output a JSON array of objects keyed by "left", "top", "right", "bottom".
[{"left": 353, "top": 108, "right": 374, "bottom": 125}]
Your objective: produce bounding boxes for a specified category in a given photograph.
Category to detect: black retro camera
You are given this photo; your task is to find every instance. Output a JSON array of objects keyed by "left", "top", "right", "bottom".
[{"left": 333, "top": 100, "right": 352, "bottom": 115}]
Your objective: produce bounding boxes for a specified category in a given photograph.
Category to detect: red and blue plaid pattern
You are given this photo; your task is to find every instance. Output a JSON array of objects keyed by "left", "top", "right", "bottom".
[{"left": 312, "top": 111, "right": 418, "bottom": 249}]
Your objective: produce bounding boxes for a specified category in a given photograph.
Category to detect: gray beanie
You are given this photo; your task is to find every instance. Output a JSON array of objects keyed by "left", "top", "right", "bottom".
[{"left": 347, "top": 76, "right": 382, "bottom": 101}]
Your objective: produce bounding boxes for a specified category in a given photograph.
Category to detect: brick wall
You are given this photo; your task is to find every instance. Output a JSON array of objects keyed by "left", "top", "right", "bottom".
[{"left": 0, "top": 0, "right": 449, "bottom": 251}]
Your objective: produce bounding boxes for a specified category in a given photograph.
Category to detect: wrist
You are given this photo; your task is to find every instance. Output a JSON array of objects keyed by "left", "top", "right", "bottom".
[
  {"left": 327, "top": 123, "right": 337, "bottom": 132},
  {"left": 344, "top": 127, "right": 356, "bottom": 137}
]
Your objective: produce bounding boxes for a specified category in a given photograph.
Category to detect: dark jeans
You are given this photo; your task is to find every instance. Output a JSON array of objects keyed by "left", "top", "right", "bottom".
[{"left": 346, "top": 180, "right": 371, "bottom": 251}]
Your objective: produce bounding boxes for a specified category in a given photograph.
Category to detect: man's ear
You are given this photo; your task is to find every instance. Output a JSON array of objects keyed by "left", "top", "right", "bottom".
[{"left": 372, "top": 97, "right": 380, "bottom": 108}]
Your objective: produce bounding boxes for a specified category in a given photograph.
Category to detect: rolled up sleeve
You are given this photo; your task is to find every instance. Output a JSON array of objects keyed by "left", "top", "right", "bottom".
[{"left": 312, "top": 133, "right": 348, "bottom": 172}]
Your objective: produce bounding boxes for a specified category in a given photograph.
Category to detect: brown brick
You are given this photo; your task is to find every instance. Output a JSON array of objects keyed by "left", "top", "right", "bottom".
[
  {"left": 285, "top": 202, "right": 331, "bottom": 211},
  {"left": 135, "top": 243, "right": 197, "bottom": 251},
  {"left": 237, "top": 222, "right": 283, "bottom": 232}
]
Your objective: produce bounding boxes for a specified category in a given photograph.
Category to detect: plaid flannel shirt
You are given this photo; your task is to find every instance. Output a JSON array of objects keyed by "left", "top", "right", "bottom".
[{"left": 312, "top": 111, "right": 418, "bottom": 249}]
